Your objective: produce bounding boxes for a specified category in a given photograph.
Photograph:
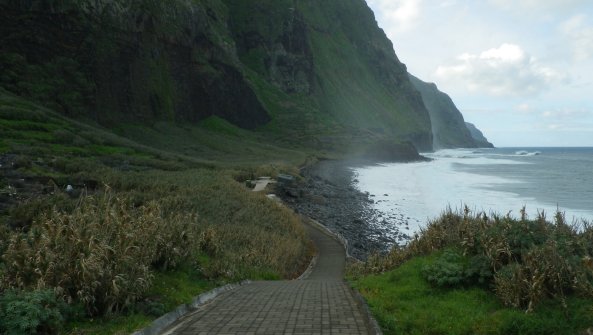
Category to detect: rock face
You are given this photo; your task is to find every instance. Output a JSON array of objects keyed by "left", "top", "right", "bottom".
[
  {"left": 0, "top": 0, "right": 434, "bottom": 151},
  {"left": 466, "top": 122, "right": 494, "bottom": 148},
  {"left": 409, "top": 74, "right": 483, "bottom": 149},
  {"left": 0, "top": 0, "right": 270, "bottom": 128}
]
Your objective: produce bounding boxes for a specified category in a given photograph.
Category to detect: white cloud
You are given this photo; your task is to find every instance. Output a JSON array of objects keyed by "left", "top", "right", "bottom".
[
  {"left": 547, "top": 124, "right": 562, "bottom": 130},
  {"left": 541, "top": 108, "right": 591, "bottom": 120},
  {"left": 367, "top": 0, "right": 422, "bottom": 34},
  {"left": 537, "top": 108, "right": 593, "bottom": 131},
  {"left": 561, "top": 15, "right": 593, "bottom": 61},
  {"left": 438, "top": 1, "right": 457, "bottom": 8},
  {"left": 435, "top": 44, "right": 567, "bottom": 96},
  {"left": 516, "top": 103, "right": 532, "bottom": 113},
  {"left": 488, "top": 0, "right": 589, "bottom": 13}
]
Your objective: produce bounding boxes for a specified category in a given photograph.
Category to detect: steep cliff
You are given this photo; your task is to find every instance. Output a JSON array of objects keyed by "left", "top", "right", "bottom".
[
  {"left": 0, "top": 0, "right": 270, "bottom": 128},
  {"left": 0, "top": 0, "right": 434, "bottom": 152},
  {"left": 466, "top": 122, "right": 494, "bottom": 148},
  {"left": 409, "top": 74, "right": 483, "bottom": 149}
]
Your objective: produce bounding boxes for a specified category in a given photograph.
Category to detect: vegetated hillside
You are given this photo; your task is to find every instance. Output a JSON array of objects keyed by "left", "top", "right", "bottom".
[
  {"left": 0, "top": 0, "right": 270, "bottom": 129},
  {"left": 0, "top": 0, "right": 437, "bottom": 153},
  {"left": 0, "top": 88, "right": 312, "bottom": 333},
  {"left": 409, "top": 74, "right": 493, "bottom": 149},
  {"left": 466, "top": 122, "right": 494, "bottom": 148}
]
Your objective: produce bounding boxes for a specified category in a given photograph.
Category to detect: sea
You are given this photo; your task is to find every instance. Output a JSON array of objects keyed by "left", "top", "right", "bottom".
[{"left": 352, "top": 147, "right": 593, "bottom": 241}]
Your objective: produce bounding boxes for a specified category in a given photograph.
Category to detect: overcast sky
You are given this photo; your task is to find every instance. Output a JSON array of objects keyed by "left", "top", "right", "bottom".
[{"left": 366, "top": 0, "right": 593, "bottom": 147}]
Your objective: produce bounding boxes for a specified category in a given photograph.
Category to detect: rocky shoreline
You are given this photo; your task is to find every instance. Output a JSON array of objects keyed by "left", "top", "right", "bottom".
[{"left": 278, "top": 159, "right": 414, "bottom": 260}]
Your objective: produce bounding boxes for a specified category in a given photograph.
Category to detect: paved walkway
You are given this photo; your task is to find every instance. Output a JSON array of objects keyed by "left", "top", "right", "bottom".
[
  {"left": 161, "top": 224, "right": 372, "bottom": 335},
  {"left": 251, "top": 177, "right": 274, "bottom": 192}
]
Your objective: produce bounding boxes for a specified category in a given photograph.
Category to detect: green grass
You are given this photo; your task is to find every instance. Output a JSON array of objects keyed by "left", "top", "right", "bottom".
[
  {"left": 199, "top": 115, "right": 243, "bottom": 137},
  {"left": 66, "top": 265, "right": 216, "bottom": 334},
  {"left": 1, "top": 89, "right": 313, "bottom": 334},
  {"left": 86, "top": 144, "right": 135, "bottom": 156},
  {"left": 66, "top": 313, "right": 153, "bottom": 335},
  {"left": 351, "top": 253, "right": 593, "bottom": 335},
  {"left": 114, "top": 121, "right": 311, "bottom": 166},
  {"left": 147, "top": 264, "right": 217, "bottom": 311},
  {"left": 0, "top": 140, "right": 9, "bottom": 154}
]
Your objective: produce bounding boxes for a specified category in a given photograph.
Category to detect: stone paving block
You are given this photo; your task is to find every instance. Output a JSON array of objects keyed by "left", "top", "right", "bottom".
[{"left": 161, "top": 224, "right": 372, "bottom": 335}]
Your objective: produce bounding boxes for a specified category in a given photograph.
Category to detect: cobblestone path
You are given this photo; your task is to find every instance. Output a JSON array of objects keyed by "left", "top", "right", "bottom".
[{"left": 161, "top": 224, "right": 372, "bottom": 335}]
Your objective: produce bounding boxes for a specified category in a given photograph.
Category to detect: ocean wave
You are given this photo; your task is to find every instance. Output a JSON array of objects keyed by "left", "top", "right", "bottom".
[
  {"left": 515, "top": 150, "right": 541, "bottom": 156},
  {"left": 426, "top": 149, "right": 477, "bottom": 159}
]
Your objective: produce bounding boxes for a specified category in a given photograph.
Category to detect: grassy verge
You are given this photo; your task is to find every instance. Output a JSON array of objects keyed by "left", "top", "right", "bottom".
[
  {"left": 352, "top": 252, "right": 593, "bottom": 335},
  {"left": 348, "top": 209, "right": 593, "bottom": 334},
  {"left": 66, "top": 265, "right": 216, "bottom": 335}
]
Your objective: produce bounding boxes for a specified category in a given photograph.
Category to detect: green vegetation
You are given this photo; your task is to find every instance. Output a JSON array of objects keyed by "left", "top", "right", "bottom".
[
  {"left": 0, "top": 91, "right": 312, "bottom": 333},
  {"left": 0, "top": 289, "right": 77, "bottom": 335},
  {"left": 352, "top": 253, "right": 593, "bottom": 335},
  {"left": 0, "top": 1, "right": 535, "bottom": 334},
  {"left": 409, "top": 74, "right": 485, "bottom": 149},
  {"left": 1, "top": 0, "right": 439, "bottom": 154},
  {"left": 349, "top": 208, "right": 593, "bottom": 334}
]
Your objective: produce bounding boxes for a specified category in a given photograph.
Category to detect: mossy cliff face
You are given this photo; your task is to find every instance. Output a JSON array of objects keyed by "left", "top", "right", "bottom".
[
  {"left": 0, "top": 0, "right": 434, "bottom": 151},
  {"left": 466, "top": 122, "right": 494, "bottom": 148},
  {"left": 0, "top": 0, "right": 269, "bottom": 128},
  {"left": 409, "top": 74, "right": 491, "bottom": 149}
]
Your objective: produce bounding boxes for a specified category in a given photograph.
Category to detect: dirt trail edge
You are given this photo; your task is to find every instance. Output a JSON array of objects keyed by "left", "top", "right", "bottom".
[{"left": 159, "top": 222, "right": 378, "bottom": 335}]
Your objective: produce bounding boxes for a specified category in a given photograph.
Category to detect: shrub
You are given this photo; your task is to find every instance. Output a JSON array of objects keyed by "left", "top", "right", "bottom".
[
  {"left": 422, "top": 250, "right": 467, "bottom": 287},
  {"left": 0, "top": 289, "right": 75, "bottom": 335},
  {"left": 494, "top": 263, "right": 529, "bottom": 309},
  {"left": 352, "top": 207, "right": 593, "bottom": 311},
  {"left": 7, "top": 193, "right": 74, "bottom": 229},
  {"left": 421, "top": 250, "right": 492, "bottom": 287},
  {"left": 1, "top": 191, "right": 199, "bottom": 315},
  {"left": 13, "top": 155, "right": 32, "bottom": 169}
]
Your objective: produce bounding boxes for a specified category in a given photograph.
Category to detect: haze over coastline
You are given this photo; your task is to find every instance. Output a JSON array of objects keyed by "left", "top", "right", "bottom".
[{"left": 367, "top": 0, "right": 593, "bottom": 147}]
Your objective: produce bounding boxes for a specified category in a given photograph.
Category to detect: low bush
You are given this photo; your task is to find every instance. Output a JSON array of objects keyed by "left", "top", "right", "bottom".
[
  {"left": 0, "top": 289, "right": 79, "bottom": 335},
  {"left": 421, "top": 250, "right": 492, "bottom": 287},
  {"left": 350, "top": 207, "right": 593, "bottom": 312},
  {"left": 421, "top": 250, "right": 467, "bottom": 287}
]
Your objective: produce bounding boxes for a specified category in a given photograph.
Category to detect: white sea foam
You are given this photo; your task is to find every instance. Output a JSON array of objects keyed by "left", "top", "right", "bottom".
[
  {"left": 515, "top": 150, "right": 541, "bottom": 156},
  {"left": 353, "top": 148, "right": 593, "bottom": 238}
]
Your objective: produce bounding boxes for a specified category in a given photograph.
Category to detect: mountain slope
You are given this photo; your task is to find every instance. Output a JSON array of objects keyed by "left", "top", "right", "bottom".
[
  {"left": 0, "top": 0, "right": 436, "bottom": 153},
  {"left": 409, "top": 74, "right": 484, "bottom": 149},
  {"left": 0, "top": 0, "right": 271, "bottom": 129},
  {"left": 466, "top": 122, "right": 494, "bottom": 148}
]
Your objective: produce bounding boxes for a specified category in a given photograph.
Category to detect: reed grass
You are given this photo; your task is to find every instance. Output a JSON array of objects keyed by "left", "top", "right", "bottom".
[{"left": 0, "top": 168, "right": 311, "bottom": 323}]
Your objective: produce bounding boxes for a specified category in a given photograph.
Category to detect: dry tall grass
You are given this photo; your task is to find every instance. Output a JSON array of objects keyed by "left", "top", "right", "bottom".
[
  {"left": 1, "top": 191, "right": 198, "bottom": 315},
  {"left": 0, "top": 168, "right": 311, "bottom": 316}
]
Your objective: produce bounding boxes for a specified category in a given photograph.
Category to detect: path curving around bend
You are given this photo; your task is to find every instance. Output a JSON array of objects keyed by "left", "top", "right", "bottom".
[{"left": 160, "top": 223, "right": 373, "bottom": 335}]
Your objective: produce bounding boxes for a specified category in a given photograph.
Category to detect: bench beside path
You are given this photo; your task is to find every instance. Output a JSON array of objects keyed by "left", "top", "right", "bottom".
[{"left": 160, "top": 224, "right": 375, "bottom": 335}]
